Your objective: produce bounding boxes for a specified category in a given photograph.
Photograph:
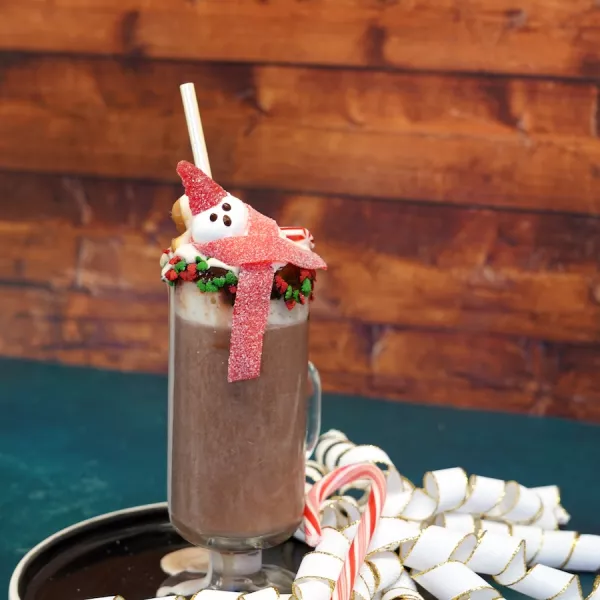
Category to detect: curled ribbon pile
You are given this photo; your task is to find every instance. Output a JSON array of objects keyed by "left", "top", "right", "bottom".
[
  {"left": 290, "top": 429, "right": 600, "bottom": 600},
  {"left": 93, "top": 429, "right": 600, "bottom": 600}
]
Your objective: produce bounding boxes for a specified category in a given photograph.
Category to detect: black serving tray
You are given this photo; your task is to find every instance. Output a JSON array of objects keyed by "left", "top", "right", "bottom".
[{"left": 11, "top": 503, "right": 310, "bottom": 600}]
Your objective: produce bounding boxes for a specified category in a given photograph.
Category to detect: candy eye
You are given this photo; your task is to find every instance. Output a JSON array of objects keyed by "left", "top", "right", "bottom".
[
  {"left": 210, "top": 213, "right": 218, "bottom": 222},
  {"left": 223, "top": 215, "right": 232, "bottom": 227},
  {"left": 222, "top": 203, "right": 231, "bottom": 212}
]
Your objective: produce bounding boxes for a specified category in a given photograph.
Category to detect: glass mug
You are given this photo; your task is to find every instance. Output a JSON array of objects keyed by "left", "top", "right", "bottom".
[{"left": 167, "top": 283, "right": 321, "bottom": 592}]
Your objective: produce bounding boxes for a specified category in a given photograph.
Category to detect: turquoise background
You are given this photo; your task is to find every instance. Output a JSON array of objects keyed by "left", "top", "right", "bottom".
[{"left": 2, "top": 358, "right": 599, "bottom": 596}]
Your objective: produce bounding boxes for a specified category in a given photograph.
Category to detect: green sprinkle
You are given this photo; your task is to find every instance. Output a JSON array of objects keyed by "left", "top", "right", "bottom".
[
  {"left": 213, "top": 277, "right": 226, "bottom": 288},
  {"left": 196, "top": 260, "right": 209, "bottom": 271},
  {"left": 225, "top": 271, "right": 238, "bottom": 285},
  {"left": 174, "top": 260, "right": 187, "bottom": 273},
  {"left": 293, "top": 289, "right": 300, "bottom": 302},
  {"left": 197, "top": 280, "right": 207, "bottom": 292},
  {"left": 301, "top": 278, "right": 312, "bottom": 294},
  {"left": 285, "top": 287, "right": 293, "bottom": 300},
  {"left": 205, "top": 282, "right": 219, "bottom": 292},
  {"left": 167, "top": 280, "right": 176, "bottom": 287}
]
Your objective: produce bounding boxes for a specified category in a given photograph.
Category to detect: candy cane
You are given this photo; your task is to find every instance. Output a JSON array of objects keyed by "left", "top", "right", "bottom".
[
  {"left": 303, "top": 463, "right": 387, "bottom": 600},
  {"left": 280, "top": 226, "right": 312, "bottom": 242},
  {"left": 280, "top": 226, "right": 314, "bottom": 249}
]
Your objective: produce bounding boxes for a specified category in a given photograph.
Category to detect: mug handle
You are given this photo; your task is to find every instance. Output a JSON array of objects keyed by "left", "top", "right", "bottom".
[{"left": 306, "top": 361, "right": 322, "bottom": 459}]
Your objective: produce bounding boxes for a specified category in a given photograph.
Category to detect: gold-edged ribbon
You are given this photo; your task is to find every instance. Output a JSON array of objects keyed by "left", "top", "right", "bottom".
[{"left": 289, "top": 430, "right": 600, "bottom": 600}]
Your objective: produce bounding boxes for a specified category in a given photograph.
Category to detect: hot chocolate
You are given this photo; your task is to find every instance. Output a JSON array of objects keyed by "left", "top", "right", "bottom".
[
  {"left": 168, "top": 284, "right": 309, "bottom": 551},
  {"left": 161, "top": 159, "right": 326, "bottom": 584},
  {"left": 157, "top": 88, "right": 327, "bottom": 592}
]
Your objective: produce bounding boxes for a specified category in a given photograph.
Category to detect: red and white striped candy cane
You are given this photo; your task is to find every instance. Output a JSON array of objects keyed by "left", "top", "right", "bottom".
[
  {"left": 280, "top": 226, "right": 311, "bottom": 242},
  {"left": 280, "top": 226, "right": 314, "bottom": 249},
  {"left": 303, "top": 463, "right": 387, "bottom": 600}
]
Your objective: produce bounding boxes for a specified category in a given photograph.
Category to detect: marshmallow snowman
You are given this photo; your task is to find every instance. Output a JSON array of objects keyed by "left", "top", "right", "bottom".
[
  {"left": 175, "top": 162, "right": 252, "bottom": 246},
  {"left": 190, "top": 194, "right": 249, "bottom": 244},
  {"left": 176, "top": 160, "right": 327, "bottom": 383}
]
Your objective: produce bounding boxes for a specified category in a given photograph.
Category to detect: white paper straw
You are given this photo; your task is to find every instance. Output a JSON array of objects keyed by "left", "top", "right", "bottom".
[{"left": 180, "top": 82, "right": 212, "bottom": 177}]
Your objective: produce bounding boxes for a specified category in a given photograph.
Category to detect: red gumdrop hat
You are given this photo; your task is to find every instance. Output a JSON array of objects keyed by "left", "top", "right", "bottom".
[{"left": 176, "top": 160, "right": 227, "bottom": 215}]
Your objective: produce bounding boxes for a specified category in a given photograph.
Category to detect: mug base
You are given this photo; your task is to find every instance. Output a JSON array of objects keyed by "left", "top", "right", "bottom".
[{"left": 170, "top": 514, "right": 302, "bottom": 551}]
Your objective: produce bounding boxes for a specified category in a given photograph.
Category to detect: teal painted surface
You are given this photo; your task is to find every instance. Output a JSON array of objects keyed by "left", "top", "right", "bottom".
[{"left": 1, "top": 358, "right": 599, "bottom": 596}]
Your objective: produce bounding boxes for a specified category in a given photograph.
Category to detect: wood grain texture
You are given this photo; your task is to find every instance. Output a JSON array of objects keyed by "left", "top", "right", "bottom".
[
  {"left": 1, "top": 55, "right": 600, "bottom": 214},
  {"left": 2, "top": 9, "right": 600, "bottom": 423},
  {"left": 2, "top": 0, "right": 600, "bottom": 79},
  {"left": 3, "top": 284, "right": 599, "bottom": 420},
  {"left": 540, "top": 343, "right": 600, "bottom": 422},
  {"left": 1, "top": 170, "right": 599, "bottom": 420},
  {"left": 2, "top": 171, "right": 599, "bottom": 343}
]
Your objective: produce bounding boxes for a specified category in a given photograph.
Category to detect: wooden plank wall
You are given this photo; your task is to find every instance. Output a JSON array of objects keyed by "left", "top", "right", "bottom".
[{"left": 1, "top": 0, "right": 599, "bottom": 421}]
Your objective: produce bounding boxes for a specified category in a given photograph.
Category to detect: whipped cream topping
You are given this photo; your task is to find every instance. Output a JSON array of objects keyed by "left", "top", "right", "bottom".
[
  {"left": 161, "top": 201, "right": 315, "bottom": 282},
  {"left": 173, "top": 281, "right": 309, "bottom": 328},
  {"left": 161, "top": 242, "right": 241, "bottom": 281}
]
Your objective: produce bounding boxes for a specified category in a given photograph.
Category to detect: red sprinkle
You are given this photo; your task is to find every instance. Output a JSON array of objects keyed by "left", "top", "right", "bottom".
[
  {"left": 228, "top": 285, "right": 237, "bottom": 294},
  {"left": 300, "top": 269, "right": 311, "bottom": 282},
  {"left": 298, "top": 293, "right": 306, "bottom": 305},
  {"left": 186, "top": 263, "right": 197, "bottom": 274},
  {"left": 169, "top": 256, "right": 182, "bottom": 265},
  {"left": 274, "top": 275, "right": 288, "bottom": 294},
  {"left": 165, "top": 269, "right": 178, "bottom": 281},
  {"left": 285, "top": 299, "right": 296, "bottom": 311},
  {"left": 179, "top": 269, "right": 196, "bottom": 282}
]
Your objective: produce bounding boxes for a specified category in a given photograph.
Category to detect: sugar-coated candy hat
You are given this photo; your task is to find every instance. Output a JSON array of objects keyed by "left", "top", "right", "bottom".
[{"left": 176, "top": 161, "right": 227, "bottom": 215}]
